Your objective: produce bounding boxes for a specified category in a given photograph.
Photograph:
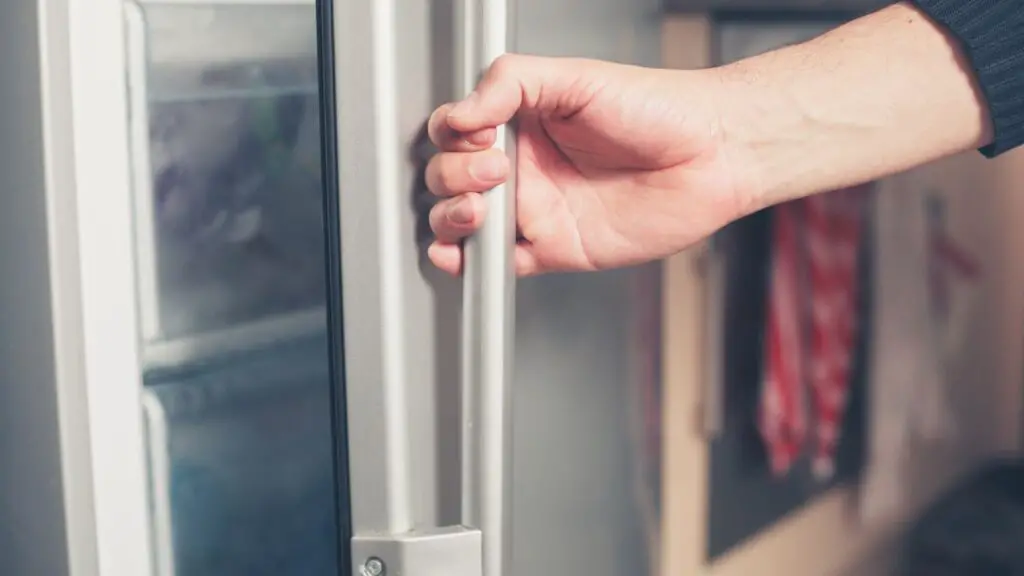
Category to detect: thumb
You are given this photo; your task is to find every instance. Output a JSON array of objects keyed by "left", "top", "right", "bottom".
[{"left": 446, "top": 54, "right": 589, "bottom": 132}]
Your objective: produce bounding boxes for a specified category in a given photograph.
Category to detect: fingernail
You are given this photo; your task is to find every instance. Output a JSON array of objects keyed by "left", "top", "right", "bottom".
[
  {"left": 447, "top": 199, "right": 474, "bottom": 224},
  {"left": 450, "top": 91, "right": 479, "bottom": 118},
  {"left": 469, "top": 155, "right": 506, "bottom": 181}
]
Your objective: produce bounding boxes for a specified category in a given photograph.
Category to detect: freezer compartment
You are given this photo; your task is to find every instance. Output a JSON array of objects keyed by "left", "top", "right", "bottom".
[
  {"left": 126, "top": 3, "right": 342, "bottom": 574},
  {"left": 126, "top": 1, "right": 326, "bottom": 358},
  {"left": 142, "top": 334, "right": 339, "bottom": 576}
]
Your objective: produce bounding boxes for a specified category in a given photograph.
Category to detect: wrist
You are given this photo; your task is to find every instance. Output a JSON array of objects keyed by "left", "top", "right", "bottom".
[
  {"left": 710, "top": 55, "right": 856, "bottom": 213},
  {"left": 707, "top": 62, "right": 814, "bottom": 215},
  {"left": 707, "top": 2, "right": 994, "bottom": 212}
]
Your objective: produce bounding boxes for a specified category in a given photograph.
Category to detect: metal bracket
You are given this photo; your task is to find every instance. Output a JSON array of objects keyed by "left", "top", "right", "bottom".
[{"left": 352, "top": 526, "right": 483, "bottom": 576}]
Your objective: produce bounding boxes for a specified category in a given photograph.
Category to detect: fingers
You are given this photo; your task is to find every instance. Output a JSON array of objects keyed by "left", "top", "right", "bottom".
[
  {"left": 424, "top": 137, "right": 509, "bottom": 246},
  {"left": 424, "top": 54, "right": 588, "bottom": 278},
  {"left": 429, "top": 194, "right": 486, "bottom": 243},
  {"left": 425, "top": 148, "right": 510, "bottom": 198},
  {"left": 514, "top": 245, "right": 542, "bottom": 277},
  {"left": 427, "top": 241, "right": 544, "bottom": 277},
  {"left": 427, "top": 103, "right": 497, "bottom": 152},
  {"left": 428, "top": 54, "right": 587, "bottom": 148},
  {"left": 426, "top": 242, "right": 462, "bottom": 275},
  {"left": 446, "top": 54, "right": 562, "bottom": 133}
]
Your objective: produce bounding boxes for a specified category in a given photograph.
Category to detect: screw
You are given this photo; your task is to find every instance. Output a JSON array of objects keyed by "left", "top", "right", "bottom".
[{"left": 363, "top": 558, "right": 385, "bottom": 576}]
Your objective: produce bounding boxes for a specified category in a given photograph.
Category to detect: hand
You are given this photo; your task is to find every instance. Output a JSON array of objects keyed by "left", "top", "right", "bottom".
[{"left": 425, "top": 54, "right": 753, "bottom": 276}]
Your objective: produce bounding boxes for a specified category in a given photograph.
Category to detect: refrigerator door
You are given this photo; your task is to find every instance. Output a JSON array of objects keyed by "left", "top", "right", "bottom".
[
  {"left": 123, "top": 1, "right": 348, "bottom": 575},
  {"left": 507, "top": 3, "right": 664, "bottom": 576},
  {"left": 330, "top": 2, "right": 664, "bottom": 576},
  {"left": 338, "top": 2, "right": 660, "bottom": 576},
  {"left": 334, "top": 2, "right": 517, "bottom": 575}
]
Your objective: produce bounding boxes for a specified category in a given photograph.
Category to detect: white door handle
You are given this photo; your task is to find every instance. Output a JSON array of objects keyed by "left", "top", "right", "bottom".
[
  {"left": 457, "top": 2, "right": 517, "bottom": 576},
  {"left": 342, "top": 1, "right": 516, "bottom": 575}
]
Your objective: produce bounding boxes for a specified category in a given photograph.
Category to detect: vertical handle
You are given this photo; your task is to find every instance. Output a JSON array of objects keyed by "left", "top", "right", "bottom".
[{"left": 456, "top": 2, "right": 516, "bottom": 576}]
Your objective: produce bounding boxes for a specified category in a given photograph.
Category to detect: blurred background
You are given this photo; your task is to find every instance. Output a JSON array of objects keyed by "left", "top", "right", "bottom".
[{"left": 2, "top": 1, "right": 1023, "bottom": 576}]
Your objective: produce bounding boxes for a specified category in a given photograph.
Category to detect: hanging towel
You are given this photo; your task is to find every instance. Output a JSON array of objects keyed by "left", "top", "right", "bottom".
[
  {"left": 757, "top": 185, "right": 871, "bottom": 479},
  {"left": 758, "top": 199, "right": 809, "bottom": 476},
  {"left": 805, "top": 187, "right": 870, "bottom": 480}
]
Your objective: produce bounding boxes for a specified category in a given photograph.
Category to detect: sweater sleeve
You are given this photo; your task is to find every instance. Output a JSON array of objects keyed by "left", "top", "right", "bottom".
[{"left": 911, "top": 0, "right": 1024, "bottom": 157}]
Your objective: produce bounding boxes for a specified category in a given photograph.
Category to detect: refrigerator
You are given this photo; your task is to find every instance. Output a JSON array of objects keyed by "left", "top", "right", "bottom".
[{"left": 0, "top": 0, "right": 662, "bottom": 575}]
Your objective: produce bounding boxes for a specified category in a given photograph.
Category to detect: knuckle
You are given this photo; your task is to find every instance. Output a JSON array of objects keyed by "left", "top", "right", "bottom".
[
  {"left": 489, "top": 54, "right": 519, "bottom": 78},
  {"left": 428, "top": 203, "right": 447, "bottom": 230},
  {"left": 427, "top": 103, "right": 455, "bottom": 140},
  {"left": 425, "top": 158, "right": 445, "bottom": 192},
  {"left": 436, "top": 159, "right": 462, "bottom": 193},
  {"left": 426, "top": 116, "right": 443, "bottom": 143}
]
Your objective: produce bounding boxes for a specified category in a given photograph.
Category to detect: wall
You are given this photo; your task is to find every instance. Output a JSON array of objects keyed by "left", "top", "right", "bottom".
[
  {"left": 660, "top": 14, "right": 1024, "bottom": 576},
  {"left": 881, "top": 149, "right": 1024, "bottom": 464}
]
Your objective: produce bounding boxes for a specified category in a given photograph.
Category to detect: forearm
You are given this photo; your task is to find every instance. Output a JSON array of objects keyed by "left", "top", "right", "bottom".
[{"left": 715, "top": 2, "right": 994, "bottom": 211}]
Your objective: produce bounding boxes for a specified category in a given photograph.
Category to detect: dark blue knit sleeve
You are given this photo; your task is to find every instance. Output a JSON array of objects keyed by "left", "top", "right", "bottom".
[{"left": 912, "top": 0, "right": 1024, "bottom": 157}]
